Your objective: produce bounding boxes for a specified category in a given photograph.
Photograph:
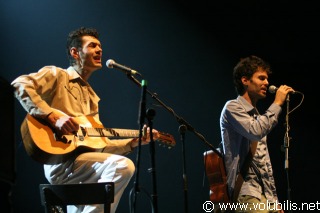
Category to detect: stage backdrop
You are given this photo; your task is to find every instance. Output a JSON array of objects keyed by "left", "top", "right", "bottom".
[{"left": 1, "top": 0, "right": 318, "bottom": 212}]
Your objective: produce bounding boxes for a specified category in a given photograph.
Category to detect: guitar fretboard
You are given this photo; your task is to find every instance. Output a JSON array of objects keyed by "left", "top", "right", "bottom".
[{"left": 85, "top": 127, "right": 139, "bottom": 138}]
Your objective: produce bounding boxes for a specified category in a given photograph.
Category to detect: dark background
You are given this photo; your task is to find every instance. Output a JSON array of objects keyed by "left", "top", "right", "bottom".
[{"left": 1, "top": 0, "right": 318, "bottom": 212}]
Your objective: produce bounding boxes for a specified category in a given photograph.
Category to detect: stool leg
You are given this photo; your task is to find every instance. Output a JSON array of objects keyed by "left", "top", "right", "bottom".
[{"left": 104, "top": 184, "right": 113, "bottom": 213}]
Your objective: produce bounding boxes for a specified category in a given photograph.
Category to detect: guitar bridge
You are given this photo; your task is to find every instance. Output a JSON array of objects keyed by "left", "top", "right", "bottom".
[
  {"left": 77, "top": 127, "right": 86, "bottom": 141},
  {"left": 54, "top": 133, "right": 72, "bottom": 144}
]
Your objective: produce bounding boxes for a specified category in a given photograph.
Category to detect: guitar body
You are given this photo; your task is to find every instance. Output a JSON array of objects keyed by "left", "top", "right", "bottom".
[
  {"left": 21, "top": 114, "right": 175, "bottom": 164},
  {"left": 204, "top": 149, "right": 230, "bottom": 203},
  {"left": 21, "top": 114, "right": 110, "bottom": 164}
]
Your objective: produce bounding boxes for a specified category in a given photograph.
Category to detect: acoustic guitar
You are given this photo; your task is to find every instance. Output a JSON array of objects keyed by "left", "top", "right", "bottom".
[
  {"left": 203, "top": 149, "right": 230, "bottom": 203},
  {"left": 20, "top": 113, "right": 176, "bottom": 164}
]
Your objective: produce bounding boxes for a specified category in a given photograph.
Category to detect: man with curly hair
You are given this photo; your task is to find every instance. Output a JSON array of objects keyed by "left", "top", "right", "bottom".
[{"left": 219, "top": 56, "right": 292, "bottom": 213}]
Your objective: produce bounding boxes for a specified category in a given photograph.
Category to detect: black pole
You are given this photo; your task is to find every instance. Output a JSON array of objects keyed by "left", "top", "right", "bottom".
[
  {"left": 179, "top": 124, "right": 188, "bottom": 213},
  {"left": 283, "top": 94, "right": 291, "bottom": 213},
  {"left": 146, "top": 108, "right": 158, "bottom": 213},
  {"left": 131, "top": 79, "right": 147, "bottom": 213}
]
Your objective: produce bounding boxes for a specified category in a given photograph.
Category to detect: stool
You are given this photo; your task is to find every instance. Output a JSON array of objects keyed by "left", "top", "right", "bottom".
[{"left": 39, "top": 182, "right": 114, "bottom": 213}]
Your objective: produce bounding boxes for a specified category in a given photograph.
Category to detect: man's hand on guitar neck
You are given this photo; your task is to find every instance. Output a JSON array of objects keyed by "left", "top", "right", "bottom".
[
  {"left": 46, "top": 111, "right": 79, "bottom": 135},
  {"left": 130, "top": 125, "right": 160, "bottom": 149}
]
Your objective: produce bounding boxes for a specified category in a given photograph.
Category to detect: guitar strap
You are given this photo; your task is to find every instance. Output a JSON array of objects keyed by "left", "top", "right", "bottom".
[{"left": 231, "top": 141, "right": 258, "bottom": 203}]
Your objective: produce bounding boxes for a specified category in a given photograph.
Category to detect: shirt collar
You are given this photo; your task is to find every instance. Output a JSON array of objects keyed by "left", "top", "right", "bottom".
[
  {"left": 237, "top": 96, "right": 256, "bottom": 114},
  {"left": 66, "top": 66, "right": 82, "bottom": 80}
]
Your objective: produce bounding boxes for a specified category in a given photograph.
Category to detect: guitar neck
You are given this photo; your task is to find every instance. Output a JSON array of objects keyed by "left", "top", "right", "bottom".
[
  {"left": 85, "top": 127, "right": 139, "bottom": 138},
  {"left": 21, "top": 113, "right": 176, "bottom": 164}
]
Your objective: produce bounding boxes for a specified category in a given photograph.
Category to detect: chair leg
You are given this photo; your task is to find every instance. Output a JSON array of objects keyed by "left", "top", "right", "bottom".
[
  {"left": 43, "top": 187, "right": 66, "bottom": 213},
  {"left": 104, "top": 183, "right": 113, "bottom": 213},
  {"left": 104, "top": 204, "right": 110, "bottom": 213}
]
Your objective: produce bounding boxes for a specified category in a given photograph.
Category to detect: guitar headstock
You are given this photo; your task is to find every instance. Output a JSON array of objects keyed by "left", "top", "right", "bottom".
[{"left": 156, "top": 131, "right": 176, "bottom": 149}]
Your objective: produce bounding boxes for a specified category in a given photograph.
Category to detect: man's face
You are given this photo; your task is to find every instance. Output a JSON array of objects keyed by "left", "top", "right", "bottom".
[
  {"left": 78, "top": 35, "right": 102, "bottom": 71},
  {"left": 247, "top": 68, "right": 269, "bottom": 99}
]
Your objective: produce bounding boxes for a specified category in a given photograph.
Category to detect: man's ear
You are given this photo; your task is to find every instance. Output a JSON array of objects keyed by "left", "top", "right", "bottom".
[
  {"left": 70, "top": 47, "right": 79, "bottom": 59},
  {"left": 241, "top": 76, "right": 249, "bottom": 86}
]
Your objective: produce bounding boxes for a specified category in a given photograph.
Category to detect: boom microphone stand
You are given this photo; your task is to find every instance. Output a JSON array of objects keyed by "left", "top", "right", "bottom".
[
  {"left": 130, "top": 79, "right": 159, "bottom": 213},
  {"left": 146, "top": 108, "right": 158, "bottom": 213},
  {"left": 125, "top": 74, "right": 220, "bottom": 213},
  {"left": 130, "top": 79, "right": 147, "bottom": 213},
  {"left": 125, "top": 74, "right": 217, "bottom": 152},
  {"left": 179, "top": 124, "right": 188, "bottom": 213}
]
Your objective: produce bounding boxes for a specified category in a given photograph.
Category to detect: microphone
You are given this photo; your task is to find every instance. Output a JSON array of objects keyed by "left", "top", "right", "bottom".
[
  {"left": 268, "top": 85, "right": 296, "bottom": 94},
  {"left": 268, "top": 85, "right": 278, "bottom": 94},
  {"left": 106, "top": 59, "right": 141, "bottom": 76}
]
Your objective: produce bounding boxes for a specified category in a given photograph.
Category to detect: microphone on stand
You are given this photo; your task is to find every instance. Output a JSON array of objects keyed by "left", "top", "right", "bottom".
[
  {"left": 268, "top": 85, "right": 278, "bottom": 94},
  {"left": 106, "top": 59, "right": 142, "bottom": 76},
  {"left": 268, "top": 85, "right": 297, "bottom": 94},
  {"left": 269, "top": 85, "right": 304, "bottom": 210}
]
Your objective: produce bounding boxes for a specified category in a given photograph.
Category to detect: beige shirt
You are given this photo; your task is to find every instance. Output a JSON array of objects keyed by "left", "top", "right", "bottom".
[{"left": 12, "top": 66, "right": 133, "bottom": 156}]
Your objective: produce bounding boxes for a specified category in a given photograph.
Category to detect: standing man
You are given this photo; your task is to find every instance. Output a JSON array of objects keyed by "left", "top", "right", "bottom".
[
  {"left": 11, "top": 27, "right": 158, "bottom": 213},
  {"left": 220, "top": 55, "right": 292, "bottom": 212}
]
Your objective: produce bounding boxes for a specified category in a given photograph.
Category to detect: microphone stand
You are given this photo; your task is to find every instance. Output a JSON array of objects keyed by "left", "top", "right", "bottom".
[
  {"left": 146, "top": 108, "right": 158, "bottom": 213},
  {"left": 179, "top": 124, "right": 188, "bottom": 213},
  {"left": 130, "top": 79, "right": 147, "bottom": 213},
  {"left": 283, "top": 94, "right": 292, "bottom": 212},
  {"left": 125, "top": 75, "right": 217, "bottom": 152},
  {"left": 125, "top": 74, "right": 220, "bottom": 213}
]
